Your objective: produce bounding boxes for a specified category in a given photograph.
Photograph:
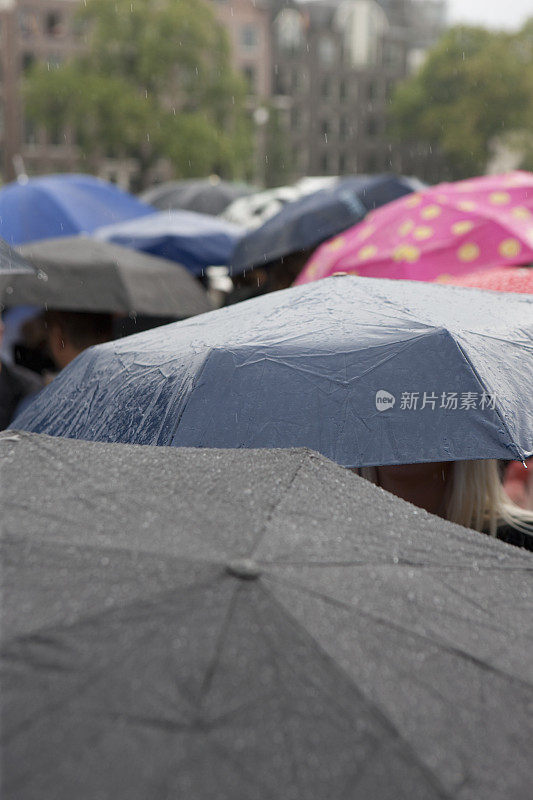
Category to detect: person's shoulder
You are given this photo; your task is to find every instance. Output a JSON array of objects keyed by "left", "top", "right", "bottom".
[{"left": 1, "top": 360, "right": 43, "bottom": 394}]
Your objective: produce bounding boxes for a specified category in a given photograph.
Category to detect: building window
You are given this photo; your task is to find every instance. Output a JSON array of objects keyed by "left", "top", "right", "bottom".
[
  {"left": 19, "top": 10, "right": 39, "bottom": 38},
  {"left": 275, "top": 9, "right": 304, "bottom": 53},
  {"left": 339, "top": 116, "right": 348, "bottom": 142},
  {"left": 21, "top": 52, "right": 35, "bottom": 72},
  {"left": 46, "top": 12, "right": 64, "bottom": 37},
  {"left": 243, "top": 65, "right": 256, "bottom": 93},
  {"left": 321, "top": 77, "right": 332, "bottom": 99},
  {"left": 318, "top": 36, "right": 336, "bottom": 67},
  {"left": 366, "top": 116, "right": 378, "bottom": 137},
  {"left": 367, "top": 80, "right": 378, "bottom": 101},
  {"left": 339, "top": 80, "right": 347, "bottom": 101},
  {"left": 24, "top": 118, "right": 37, "bottom": 146},
  {"left": 241, "top": 24, "right": 258, "bottom": 51},
  {"left": 291, "top": 107, "right": 300, "bottom": 130}
]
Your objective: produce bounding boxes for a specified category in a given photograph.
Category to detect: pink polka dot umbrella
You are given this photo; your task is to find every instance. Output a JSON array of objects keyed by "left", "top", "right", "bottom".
[
  {"left": 436, "top": 265, "right": 533, "bottom": 294},
  {"left": 295, "top": 171, "right": 533, "bottom": 286}
]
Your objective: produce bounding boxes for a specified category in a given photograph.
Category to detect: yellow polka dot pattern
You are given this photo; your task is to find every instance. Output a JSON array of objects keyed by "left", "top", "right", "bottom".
[
  {"left": 357, "top": 224, "right": 376, "bottom": 242},
  {"left": 413, "top": 226, "right": 433, "bottom": 240},
  {"left": 452, "top": 221, "right": 474, "bottom": 236},
  {"left": 498, "top": 239, "right": 521, "bottom": 258},
  {"left": 457, "top": 243, "right": 480, "bottom": 262},
  {"left": 328, "top": 236, "right": 345, "bottom": 251},
  {"left": 511, "top": 206, "right": 531, "bottom": 220},
  {"left": 398, "top": 220, "right": 414, "bottom": 236},
  {"left": 421, "top": 205, "right": 442, "bottom": 220},
  {"left": 393, "top": 244, "right": 420, "bottom": 263},
  {"left": 457, "top": 201, "right": 476, "bottom": 212},
  {"left": 489, "top": 192, "right": 511, "bottom": 205},
  {"left": 405, "top": 194, "right": 422, "bottom": 208},
  {"left": 358, "top": 245, "right": 378, "bottom": 261}
]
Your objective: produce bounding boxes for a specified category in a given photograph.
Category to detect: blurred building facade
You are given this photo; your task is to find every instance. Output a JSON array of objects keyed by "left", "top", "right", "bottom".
[
  {"left": 0, "top": 0, "right": 446, "bottom": 186},
  {"left": 264, "top": 0, "right": 446, "bottom": 181},
  {"left": 0, "top": 0, "right": 81, "bottom": 182}
]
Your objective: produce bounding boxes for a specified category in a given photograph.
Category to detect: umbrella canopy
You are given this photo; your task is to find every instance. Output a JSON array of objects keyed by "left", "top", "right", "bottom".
[
  {"left": 0, "top": 238, "right": 36, "bottom": 296},
  {"left": 0, "top": 174, "right": 154, "bottom": 246},
  {"left": 296, "top": 171, "right": 533, "bottom": 285},
  {"left": 13, "top": 275, "right": 533, "bottom": 467},
  {"left": 222, "top": 177, "right": 338, "bottom": 229},
  {"left": 95, "top": 210, "right": 244, "bottom": 276},
  {"left": 0, "top": 238, "right": 35, "bottom": 276},
  {"left": 2, "top": 430, "right": 532, "bottom": 800},
  {"left": 437, "top": 265, "right": 533, "bottom": 294},
  {"left": 0, "top": 237, "right": 211, "bottom": 317},
  {"left": 230, "top": 175, "right": 415, "bottom": 276},
  {"left": 140, "top": 178, "right": 254, "bottom": 215}
]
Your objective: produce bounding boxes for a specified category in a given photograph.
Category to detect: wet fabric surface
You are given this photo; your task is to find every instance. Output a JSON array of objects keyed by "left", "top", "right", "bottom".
[
  {"left": 14, "top": 276, "right": 533, "bottom": 466},
  {"left": 2, "top": 432, "right": 533, "bottom": 799}
]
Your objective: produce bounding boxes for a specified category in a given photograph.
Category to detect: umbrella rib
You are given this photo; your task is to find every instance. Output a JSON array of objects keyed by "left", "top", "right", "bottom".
[
  {"left": 1, "top": 527, "right": 223, "bottom": 570},
  {"left": 248, "top": 589, "right": 317, "bottom": 800},
  {"left": 258, "top": 582, "right": 454, "bottom": 799},
  {"left": 1, "top": 578, "right": 228, "bottom": 744},
  {"left": 197, "top": 582, "right": 243, "bottom": 705},
  {"left": 452, "top": 336, "right": 526, "bottom": 462},
  {"left": 264, "top": 574, "right": 533, "bottom": 691},
  {"left": 247, "top": 455, "right": 308, "bottom": 559}
]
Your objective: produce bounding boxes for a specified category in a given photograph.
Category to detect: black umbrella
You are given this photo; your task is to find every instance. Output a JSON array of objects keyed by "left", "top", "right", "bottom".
[
  {"left": 2, "top": 431, "right": 532, "bottom": 800},
  {"left": 140, "top": 178, "right": 254, "bottom": 216},
  {"left": 0, "top": 238, "right": 35, "bottom": 294},
  {"left": 1, "top": 236, "right": 211, "bottom": 317}
]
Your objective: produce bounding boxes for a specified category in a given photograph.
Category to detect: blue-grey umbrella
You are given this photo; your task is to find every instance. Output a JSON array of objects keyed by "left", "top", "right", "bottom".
[
  {"left": 95, "top": 210, "right": 244, "bottom": 276},
  {"left": 13, "top": 276, "right": 533, "bottom": 467},
  {"left": 229, "top": 175, "right": 415, "bottom": 276}
]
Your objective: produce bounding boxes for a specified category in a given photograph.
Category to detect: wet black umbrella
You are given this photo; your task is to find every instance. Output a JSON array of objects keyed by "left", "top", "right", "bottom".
[
  {"left": 0, "top": 238, "right": 35, "bottom": 293},
  {"left": 2, "top": 431, "right": 532, "bottom": 800},
  {"left": 140, "top": 178, "right": 254, "bottom": 216},
  {"left": 1, "top": 236, "right": 211, "bottom": 317}
]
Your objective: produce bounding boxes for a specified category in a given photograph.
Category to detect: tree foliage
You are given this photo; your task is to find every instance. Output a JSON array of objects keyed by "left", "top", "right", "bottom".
[
  {"left": 24, "top": 0, "right": 253, "bottom": 185},
  {"left": 391, "top": 22, "right": 533, "bottom": 179}
]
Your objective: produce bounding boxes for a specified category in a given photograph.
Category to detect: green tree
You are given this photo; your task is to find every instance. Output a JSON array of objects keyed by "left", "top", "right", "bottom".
[
  {"left": 24, "top": 0, "right": 253, "bottom": 185},
  {"left": 391, "top": 23, "right": 533, "bottom": 180},
  {"left": 264, "top": 105, "right": 292, "bottom": 188}
]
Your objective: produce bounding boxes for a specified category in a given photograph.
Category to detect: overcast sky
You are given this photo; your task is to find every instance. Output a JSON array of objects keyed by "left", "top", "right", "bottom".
[{"left": 446, "top": 0, "right": 532, "bottom": 30}]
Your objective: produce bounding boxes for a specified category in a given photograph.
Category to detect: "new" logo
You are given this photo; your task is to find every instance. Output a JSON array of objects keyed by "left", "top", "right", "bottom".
[{"left": 375, "top": 390, "right": 396, "bottom": 411}]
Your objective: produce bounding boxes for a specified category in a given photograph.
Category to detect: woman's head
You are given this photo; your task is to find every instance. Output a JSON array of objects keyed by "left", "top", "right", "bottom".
[{"left": 362, "top": 459, "right": 533, "bottom": 535}]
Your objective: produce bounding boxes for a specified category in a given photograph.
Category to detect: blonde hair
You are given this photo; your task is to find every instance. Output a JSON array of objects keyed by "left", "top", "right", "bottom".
[{"left": 361, "top": 460, "right": 533, "bottom": 537}]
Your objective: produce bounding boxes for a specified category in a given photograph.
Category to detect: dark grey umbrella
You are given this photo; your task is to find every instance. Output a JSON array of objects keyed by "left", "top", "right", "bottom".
[
  {"left": 140, "top": 179, "right": 254, "bottom": 216},
  {"left": 0, "top": 238, "right": 36, "bottom": 295},
  {"left": 2, "top": 431, "right": 532, "bottom": 800},
  {"left": 1, "top": 236, "right": 211, "bottom": 317}
]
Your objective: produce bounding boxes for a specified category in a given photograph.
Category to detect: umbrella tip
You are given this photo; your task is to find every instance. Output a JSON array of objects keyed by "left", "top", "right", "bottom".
[{"left": 226, "top": 559, "right": 262, "bottom": 580}]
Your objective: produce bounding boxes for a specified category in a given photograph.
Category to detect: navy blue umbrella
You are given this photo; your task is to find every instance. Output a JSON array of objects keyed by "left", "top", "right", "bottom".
[
  {"left": 229, "top": 175, "right": 415, "bottom": 276},
  {"left": 0, "top": 175, "right": 154, "bottom": 246},
  {"left": 13, "top": 276, "right": 533, "bottom": 468},
  {"left": 96, "top": 210, "right": 244, "bottom": 276}
]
